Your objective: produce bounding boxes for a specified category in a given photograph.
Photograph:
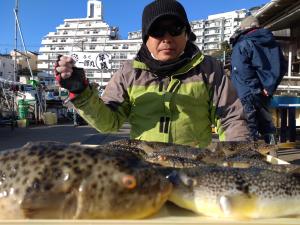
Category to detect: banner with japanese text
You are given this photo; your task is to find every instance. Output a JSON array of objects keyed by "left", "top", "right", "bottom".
[{"left": 71, "top": 52, "right": 111, "bottom": 70}]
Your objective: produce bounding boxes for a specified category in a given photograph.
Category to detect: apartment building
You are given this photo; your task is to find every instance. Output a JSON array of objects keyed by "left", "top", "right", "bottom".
[
  {"left": 37, "top": 0, "right": 141, "bottom": 88},
  {"left": 191, "top": 10, "right": 247, "bottom": 54}
]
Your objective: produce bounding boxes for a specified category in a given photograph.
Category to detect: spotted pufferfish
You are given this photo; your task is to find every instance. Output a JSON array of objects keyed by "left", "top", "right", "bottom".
[{"left": 0, "top": 141, "right": 172, "bottom": 219}]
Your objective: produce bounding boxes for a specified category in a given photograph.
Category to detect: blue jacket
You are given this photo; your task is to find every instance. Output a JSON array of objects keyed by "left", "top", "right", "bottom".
[{"left": 230, "top": 28, "right": 287, "bottom": 98}]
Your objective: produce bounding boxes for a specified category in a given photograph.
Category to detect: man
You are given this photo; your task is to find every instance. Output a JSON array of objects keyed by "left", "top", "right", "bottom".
[
  {"left": 55, "top": 0, "right": 250, "bottom": 148},
  {"left": 230, "top": 15, "right": 287, "bottom": 144}
]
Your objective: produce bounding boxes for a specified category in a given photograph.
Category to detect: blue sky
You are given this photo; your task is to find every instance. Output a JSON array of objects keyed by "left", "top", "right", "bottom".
[{"left": 0, "top": 0, "right": 269, "bottom": 53}]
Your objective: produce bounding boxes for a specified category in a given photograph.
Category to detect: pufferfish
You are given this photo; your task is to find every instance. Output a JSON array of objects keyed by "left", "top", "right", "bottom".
[
  {"left": 0, "top": 141, "right": 172, "bottom": 219},
  {"left": 167, "top": 165, "right": 300, "bottom": 219}
]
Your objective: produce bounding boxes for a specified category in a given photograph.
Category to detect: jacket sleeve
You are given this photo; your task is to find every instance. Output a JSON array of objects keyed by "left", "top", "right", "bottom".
[
  {"left": 230, "top": 41, "right": 258, "bottom": 95},
  {"left": 207, "top": 58, "right": 251, "bottom": 141},
  {"left": 251, "top": 41, "right": 287, "bottom": 95},
  {"left": 71, "top": 64, "right": 131, "bottom": 133}
]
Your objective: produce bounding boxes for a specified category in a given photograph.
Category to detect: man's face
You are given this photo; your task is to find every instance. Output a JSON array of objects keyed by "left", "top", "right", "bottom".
[{"left": 146, "top": 18, "right": 188, "bottom": 62}]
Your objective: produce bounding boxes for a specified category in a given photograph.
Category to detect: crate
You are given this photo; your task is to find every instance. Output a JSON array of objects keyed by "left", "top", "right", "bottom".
[
  {"left": 42, "top": 112, "right": 58, "bottom": 125},
  {"left": 16, "top": 119, "right": 29, "bottom": 128}
]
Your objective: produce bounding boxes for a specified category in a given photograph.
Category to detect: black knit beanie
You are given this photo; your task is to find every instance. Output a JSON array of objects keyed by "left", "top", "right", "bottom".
[{"left": 142, "top": 0, "right": 191, "bottom": 43}]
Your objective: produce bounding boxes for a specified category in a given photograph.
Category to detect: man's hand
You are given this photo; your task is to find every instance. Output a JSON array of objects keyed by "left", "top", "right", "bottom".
[
  {"left": 54, "top": 55, "right": 88, "bottom": 95},
  {"left": 55, "top": 55, "right": 75, "bottom": 79}
]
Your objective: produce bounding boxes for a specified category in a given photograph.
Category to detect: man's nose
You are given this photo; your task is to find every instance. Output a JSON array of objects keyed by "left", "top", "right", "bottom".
[{"left": 161, "top": 32, "right": 173, "bottom": 42}]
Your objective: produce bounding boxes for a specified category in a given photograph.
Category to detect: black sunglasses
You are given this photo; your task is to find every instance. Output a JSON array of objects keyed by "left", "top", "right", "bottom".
[{"left": 149, "top": 24, "right": 186, "bottom": 38}]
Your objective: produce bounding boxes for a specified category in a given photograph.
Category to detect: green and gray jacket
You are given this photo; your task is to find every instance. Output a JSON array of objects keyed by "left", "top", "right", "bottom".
[{"left": 72, "top": 52, "right": 250, "bottom": 148}]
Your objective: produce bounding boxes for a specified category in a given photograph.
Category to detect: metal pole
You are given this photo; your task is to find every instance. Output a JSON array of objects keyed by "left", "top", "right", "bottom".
[
  {"left": 13, "top": 0, "right": 18, "bottom": 83},
  {"left": 13, "top": 8, "right": 34, "bottom": 80},
  {"left": 12, "top": 0, "right": 19, "bottom": 126},
  {"left": 288, "top": 46, "right": 292, "bottom": 78}
]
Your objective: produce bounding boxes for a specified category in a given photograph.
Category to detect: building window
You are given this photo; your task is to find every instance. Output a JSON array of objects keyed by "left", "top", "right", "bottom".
[
  {"left": 61, "top": 39, "right": 66, "bottom": 43},
  {"left": 86, "top": 72, "right": 94, "bottom": 77},
  {"left": 52, "top": 39, "right": 58, "bottom": 43},
  {"left": 59, "top": 47, "right": 64, "bottom": 50},
  {"left": 63, "top": 31, "right": 68, "bottom": 35},
  {"left": 120, "top": 53, "right": 127, "bottom": 59},
  {"left": 93, "top": 30, "right": 99, "bottom": 34},
  {"left": 113, "top": 45, "right": 119, "bottom": 49},
  {"left": 90, "top": 45, "right": 96, "bottom": 50},
  {"left": 122, "top": 44, "right": 129, "bottom": 49},
  {"left": 65, "top": 23, "right": 70, "bottom": 27},
  {"left": 91, "top": 37, "right": 97, "bottom": 42},
  {"left": 51, "top": 47, "right": 56, "bottom": 50},
  {"left": 0, "top": 72, "right": 2, "bottom": 76}
]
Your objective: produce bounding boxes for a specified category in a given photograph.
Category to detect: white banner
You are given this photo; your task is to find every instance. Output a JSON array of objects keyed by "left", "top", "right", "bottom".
[{"left": 71, "top": 52, "right": 111, "bottom": 70}]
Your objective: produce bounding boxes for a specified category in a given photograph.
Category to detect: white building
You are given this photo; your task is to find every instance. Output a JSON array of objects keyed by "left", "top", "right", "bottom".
[
  {"left": 38, "top": 0, "right": 248, "bottom": 87},
  {"left": 0, "top": 55, "right": 14, "bottom": 81},
  {"left": 38, "top": 0, "right": 141, "bottom": 88},
  {"left": 191, "top": 10, "right": 248, "bottom": 54}
]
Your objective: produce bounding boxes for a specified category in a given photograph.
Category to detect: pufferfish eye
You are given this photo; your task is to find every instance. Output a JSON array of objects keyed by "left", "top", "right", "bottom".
[{"left": 122, "top": 175, "right": 137, "bottom": 189}]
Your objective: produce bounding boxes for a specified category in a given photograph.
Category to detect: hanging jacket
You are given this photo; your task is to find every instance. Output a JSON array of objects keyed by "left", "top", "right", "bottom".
[
  {"left": 230, "top": 28, "right": 287, "bottom": 99},
  {"left": 71, "top": 44, "right": 250, "bottom": 148}
]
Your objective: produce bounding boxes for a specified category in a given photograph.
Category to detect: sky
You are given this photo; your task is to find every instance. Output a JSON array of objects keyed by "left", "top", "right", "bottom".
[{"left": 0, "top": 0, "right": 269, "bottom": 53}]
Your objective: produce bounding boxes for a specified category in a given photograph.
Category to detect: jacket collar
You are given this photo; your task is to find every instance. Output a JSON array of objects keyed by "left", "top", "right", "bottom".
[{"left": 133, "top": 51, "right": 204, "bottom": 77}]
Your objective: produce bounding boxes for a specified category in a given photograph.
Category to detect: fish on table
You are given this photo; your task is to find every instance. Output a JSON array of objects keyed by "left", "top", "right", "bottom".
[
  {"left": 207, "top": 140, "right": 279, "bottom": 156},
  {"left": 167, "top": 165, "right": 300, "bottom": 219},
  {"left": 220, "top": 150, "right": 300, "bottom": 173},
  {"left": 109, "top": 139, "right": 286, "bottom": 171},
  {"left": 144, "top": 154, "right": 204, "bottom": 168},
  {"left": 109, "top": 139, "right": 280, "bottom": 164},
  {"left": 0, "top": 141, "right": 172, "bottom": 219},
  {"left": 107, "top": 139, "right": 211, "bottom": 160}
]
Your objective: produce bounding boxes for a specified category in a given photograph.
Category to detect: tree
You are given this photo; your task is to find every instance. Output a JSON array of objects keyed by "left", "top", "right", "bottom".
[{"left": 210, "top": 41, "right": 232, "bottom": 61}]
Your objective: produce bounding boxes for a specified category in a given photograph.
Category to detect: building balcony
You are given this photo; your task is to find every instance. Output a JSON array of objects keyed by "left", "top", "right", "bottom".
[
  {"left": 193, "top": 30, "right": 204, "bottom": 36},
  {"left": 37, "top": 63, "right": 50, "bottom": 70},
  {"left": 56, "top": 23, "right": 108, "bottom": 30},
  {"left": 39, "top": 47, "right": 52, "bottom": 52},
  {"left": 204, "top": 45, "right": 219, "bottom": 50},
  {"left": 204, "top": 39, "right": 220, "bottom": 43},
  {"left": 37, "top": 54, "right": 50, "bottom": 60},
  {"left": 191, "top": 24, "right": 205, "bottom": 29},
  {"left": 41, "top": 39, "right": 53, "bottom": 45},
  {"left": 205, "top": 24, "right": 221, "bottom": 29},
  {"left": 195, "top": 38, "right": 204, "bottom": 43},
  {"left": 204, "top": 31, "right": 221, "bottom": 36},
  {"left": 93, "top": 72, "right": 112, "bottom": 79},
  {"left": 46, "top": 32, "right": 57, "bottom": 37}
]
